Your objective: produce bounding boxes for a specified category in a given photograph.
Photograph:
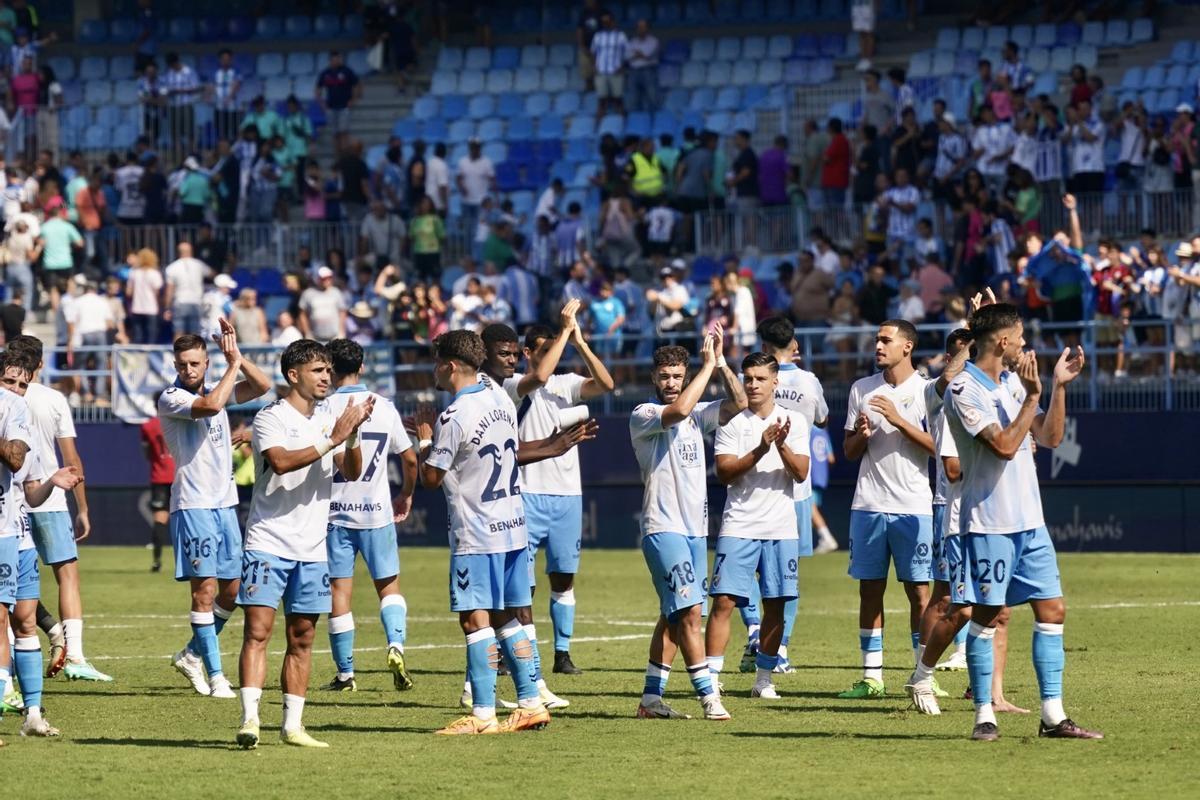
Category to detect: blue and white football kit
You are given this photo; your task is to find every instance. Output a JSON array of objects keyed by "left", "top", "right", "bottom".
[
  {"left": 24, "top": 382, "right": 78, "bottom": 566},
  {"left": 0, "top": 387, "right": 32, "bottom": 610}
]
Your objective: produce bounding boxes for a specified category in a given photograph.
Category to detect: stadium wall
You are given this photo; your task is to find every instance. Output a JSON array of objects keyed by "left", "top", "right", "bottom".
[{"left": 83, "top": 415, "right": 1197, "bottom": 553}]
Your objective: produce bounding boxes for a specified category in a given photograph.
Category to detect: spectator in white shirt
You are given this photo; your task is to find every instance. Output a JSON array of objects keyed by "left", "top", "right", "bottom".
[
  {"left": 882, "top": 167, "right": 920, "bottom": 263},
  {"left": 455, "top": 137, "right": 495, "bottom": 238},
  {"left": 1113, "top": 100, "right": 1147, "bottom": 194},
  {"left": 357, "top": 201, "right": 407, "bottom": 270},
  {"left": 971, "top": 103, "right": 1015, "bottom": 195},
  {"left": 65, "top": 278, "right": 115, "bottom": 401},
  {"left": 272, "top": 310, "right": 303, "bottom": 346},
  {"left": 448, "top": 276, "right": 484, "bottom": 331},
  {"left": 896, "top": 279, "right": 925, "bottom": 324},
  {"left": 164, "top": 241, "right": 212, "bottom": 336},
  {"left": 645, "top": 261, "right": 692, "bottom": 348},
  {"left": 533, "top": 177, "right": 564, "bottom": 225},
  {"left": 626, "top": 18, "right": 659, "bottom": 113},
  {"left": 424, "top": 141, "right": 451, "bottom": 214},
  {"left": 1067, "top": 98, "right": 1105, "bottom": 194},
  {"left": 590, "top": 12, "right": 628, "bottom": 120}
]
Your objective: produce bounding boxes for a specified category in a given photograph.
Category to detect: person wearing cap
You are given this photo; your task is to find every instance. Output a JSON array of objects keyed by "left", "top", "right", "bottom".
[
  {"left": 456, "top": 137, "right": 495, "bottom": 239},
  {"left": 646, "top": 260, "right": 693, "bottom": 351},
  {"left": 299, "top": 265, "right": 347, "bottom": 342},
  {"left": 345, "top": 301, "right": 378, "bottom": 346},
  {"left": 1166, "top": 239, "right": 1200, "bottom": 374},
  {"left": 201, "top": 273, "right": 238, "bottom": 341},
  {"left": 178, "top": 156, "right": 212, "bottom": 224},
  {"left": 35, "top": 199, "right": 82, "bottom": 311},
  {"left": 165, "top": 241, "right": 213, "bottom": 338}
]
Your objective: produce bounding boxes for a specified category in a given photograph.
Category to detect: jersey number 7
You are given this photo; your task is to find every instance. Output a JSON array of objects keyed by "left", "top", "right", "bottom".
[{"left": 333, "top": 432, "right": 388, "bottom": 483}]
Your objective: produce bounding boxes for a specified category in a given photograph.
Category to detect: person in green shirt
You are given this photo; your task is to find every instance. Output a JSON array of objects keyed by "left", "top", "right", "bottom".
[
  {"left": 63, "top": 152, "right": 89, "bottom": 223},
  {"left": 656, "top": 133, "right": 680, "bottom": 193},
  {"left": 282, "top": 94, "right": 313, "bottom": 187},
  {"left": 240, "top": 95, "right": 283, "bottom": 142},
  {"left": 37, "top": 201, "right": 84, "bottom": 307},
  {"left": 410, "top": 195, "right": 445, "bottom": 282},
  {"left": 481, "top": 219, "right": 516, "bottom": 270},
  {"left": 271, "top": 133, "right": 298, "bottom": 221},
  {"left": 710, "top": 137, "right": 728, "bottom": 205},
  {"left": 0, "top": 2, "right": 16, "bottom": 48},
  {"left": 178, "top": 156, "right": 212, "bottom": 223}
]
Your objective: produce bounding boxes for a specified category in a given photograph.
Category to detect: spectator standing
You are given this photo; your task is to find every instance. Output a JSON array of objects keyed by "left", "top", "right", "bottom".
[
  {"left": 241, "top": 95, "right": 282, "bottom": 141},
  {"left": 177, "top": 156, "right": 211, "bottom": 224},
  {"left": 589, "top": 281, "right": 626, "bottom": 358},
  {"left": 703, "top": 274, "right": 735, "bottom": 335},
  {"left": 0, "top": 2, "right": 17, "bottom": 62},
  {"left": 626, "top": 136, "right": 665, "bottom": 208},
  {"left": 883, "top": 167, "right": 920, "bottom": 266},
  {"left": 299, "top": 265, "right": 347, "bottom": 341},
  {"left": 853, "top": 124, "right": 881, "bottom": 208},
  {"left": 1114, "top": 101, "right": 1147, "bottom": 195},
  {"left": 282, "top": 95, "right": 313, "bottom": 185},
  {"left": 357, "top": 200, "right": 407, "bottom": 270},
  {"left": 123, "top": 248, "right": 160, "bottom": 344},
  {"left": 65, "top": 278, "right": 115, "bottom": 402},
  {"left": 424, "top": 141, "right": 450, "bottom": 215},
  {"left": 201, "top": 273, "right": 236, "bottom": 340},
  {"left": 36, "top": 199, "right": 81, "bottom": 309},
  {"left": 851, "top": 0, "right": 877, "bottom": 71},
  {"left": 377, "top": 144, "right": 406, "bottom": 213},
  {"left": 646, "top": 262, "right": 692, "bottom": 348},
  {"left": 113, "top": 151, "right": 146, "bottom": 225},
  {"left": 135, "top": 61, "right": 167, "bottom": 144},
  {"left": 0, "top": 287, "right": 25, "bottom": 343},
  {"left": 576, "top": 0, "right": 604, "bottom": 91},
  {"left": 971, "top": 104, "right": 1014, "bottom": 196},
  {"left": 210, "top": 48, "right": 241, "bottom": 142},
  {"left": 999, "top": 41, "right": 1033, "bottom": 92},
  {"left": 598, "top": 190, "right": 639, "bottom": 267},
  {"left": 532, "top": 176, "right": 562, "bottom": 225},
  {"left": 726, "top": 129, "right": 760, "bottom": 213},
  {"left": 726, "top": 270, "right": 757, "bottom": 356},
  {"left": 758, "top": 135, "right": 789, "bottom": 207},
  {"left": 382, "top": 0, "right": 418, "bottom": 94},
  {"left": 857, "top": 263, "right": 897, "bottom": 325},
  {"left": 1068, "top": 64, "right": 1092, "bottom": 107},
  {"left": 315, "top": 50, "right": 360, "bottom": 134},
  {"left": 409, "top": 194, "right": 446, "bottom": 282},
  {"left": 74, "top": 169, "right": 107, "bottom": 266},
  {"left": 164, "top": 241, "right": 210, "bottom": 336},
  {"left": 554, "top": 202, "right": 587, "bottom": 271},
  {"left": 163, "top": 52, "right": 200, "bottom": 155},
  {"left": 789, "top": 251, "right": 834, "bottom": 323},
  {"left": 272, "top": 310, "right": 303, "bottom": 346},
  {"left": 674, "top": 129, "right": 715, "bottom": 212},
  {"left": 820, "top": 118, "right": 851, "bottom": 207},
  {"left": 500, "top": 259, "right": 539, "bottom": 330},
  {"left": 4, "top": 217, "right": 38, "bottom": 311},
  {"left": 626, "top": 18, "right": 659, "bottom": 113},
  {"left": 134, "top": 0, "right": 156, "bottom": 73},
  {"left": 1066, "top": 98, "right": 1105, "bottom": 195},
  {"left": 802, "top": 119, "right": 829, "bottom": 199},
  {"left": 590, "top": 12, "right": 628, "bottom": 120},
  {"left": 405, "top": 139, "right": 427, "bottom": 212},
  {"left": 456, "top": 137, "right": 495, "bottom": 238},
  {"left": 612, "top": 264, "right": 643, "bottom": 362},
  {"left": 337, "top": 139, "right": 372, "bottom": 224},
  {"left": 969, "top": 59, "right": 994, "bottom": 121},
  {"left": 861, "top": 70, "right": 894, "bottom": 142}
]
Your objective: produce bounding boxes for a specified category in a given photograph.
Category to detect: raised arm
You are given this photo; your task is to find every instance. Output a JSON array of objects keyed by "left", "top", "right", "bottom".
[
  {"left": 516, "top": 420, "right": 599, "bottom": 465},
  {"left": 1062, "top": 193, "right": 1083, "bottom": 251},
  {"left": 1032, "top": 346, "right": 1083, "bottom": 448},
  {"left": 515, "top": 299, "right": 581, "bottom": 398},
  {"left": 661, "top": 334, "right": 717, "bottom": 429},
  {"left": 709, "top": 322, "right": 748, "bottom": 424},
  {"left": 974, "top": 351, "right": 1042, "bottom": 460},
  {"left": 190, "top": 328, "right": 244, "bottom": 419},
  {"left": 570, "top": 324, "right": 615, "bottom": 400}
]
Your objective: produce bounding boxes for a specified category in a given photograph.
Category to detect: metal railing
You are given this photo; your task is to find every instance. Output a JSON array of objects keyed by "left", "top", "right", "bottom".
[{"left": 691, "top": 205, "right": 804, "bottom": 256}]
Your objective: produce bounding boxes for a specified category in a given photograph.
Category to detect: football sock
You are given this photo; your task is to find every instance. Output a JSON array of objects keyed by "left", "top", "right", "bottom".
[
  {"left": 213, "top": 604, "right": 233, "bottom": 636},
  {"left": 380, "top": 595, "right": 407, "bottom": 649},
  {"left": 966, "top": 621, "right": 996, "bottom": 707},
  {"left": 953, "top": 623, "right": 968, "bottom": 649},
  {"left": 496, "top": 619, "right": 539, "bottom": 706},
  {"left": 36, "top": 603, "right": 62, "bottom": 646},
  {"left": 642, "top": 660, "right": 669, "bottom": 705},
  {"left": 549, "top": 589, "right": 575, "bottom": 653},
  {"left": 706, "top": 655, "right": 724, "bottom": 677},
  {"left": 744, "top": 623, "right": 761, "bottom": 648},
  {"left": 152, "top": 520, "right": 167, "bottom": 562},
  {"left": 522, "top": 624, "right": 544, "bottom": 683},
  {"left": 0, "top": 667, "right": 9, "bottom": 699},
  {"left": 686, "top": 662, "right": 715, "bottom": 699},
  {"left": 281, "top": 693, "right": 305, "bottom": 732},
  {"left": 240, "top": 686, "right": 262, "bottom": 724},
  {"left": 916, "top": 642, "right": 926, "bottom": 668},
  {"left": 740, "top": 604, "right": 761, "bottom": 629},
  {"left": 777, "top": 643, "right": 789, "bottom": 663},
  {"left": 329, "top": 612, "right": 355, "bottom": 680},
  {"left": 754, "top": 651, "right": 778, "bottom": 685},
  {"left": 465, "top": 627, "right": 498, "bottom": 718},
  {"left": 189, "top": 610, "right": 223, "bottom": 679},
  {"left": 1033, "top": 622, "right": 1066, "bottom": 726},
  {"left": 781, "top": 597, "right": 798, "bottom": 647},
  {"left": 816, "top": 525, "right": 834, "bottom": 545},
  {"left": 911, "top": 631, "right": 921, "bottom": 664},
  {"left": 14, "top": 638, "right": 41, "bottom": 709},
  {"left": 63, "top": 618, "right": 84, "bottom": 662},
  {"left": 913, "top": 659, "right": 935, "bottom": 685},
  {"left": 860, "top": 627, "right": 883, "bottom": 682}
]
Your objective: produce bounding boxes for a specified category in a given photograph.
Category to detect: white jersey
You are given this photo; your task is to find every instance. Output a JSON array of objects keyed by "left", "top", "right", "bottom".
[
  {"left": 479, "top": 372, "right": 518, "bottom": 416},
  {"left": 157, "top": 381, "right": 239, "bottom": 512},
  {"left": 845, "top": 371, "right": 933, "bottom": 515},
  {"left": 5, "top": 447, "right": 46, "bottom": 539},
  {"left": 23, "top": 382, "right": 76, "bottom": 513},
  {"left": 0, "top": 388, "right": 32, "bottom": 538},
  {"left": 772, "top": 363, "right": 827, "bottom": 501},
  {"left": 427, "top": 382, "right": 527, "bottom": 556},
  {"left": 714, "top": 406, "right": 809, "bottom": 540},
  {"left": 504, "top": 372, "right": 587, "bottom": 496},
  {"left": 924, "top": 380, "right": 949, "bottom": 506},
  {"left": 946, "top": 364, "right": 1044, "bottom": 534},
  {"left": 327, "top": 385, "right": 411, "bottom": 530},
  {"left": 940, "top": 410, "right": 962, "bottom": 538},
  {"left": 630, "top": 400, "right": 721, "bottom": 538},
  {"left": 245, "top": 398, "right": 341, "bottom": 562}
]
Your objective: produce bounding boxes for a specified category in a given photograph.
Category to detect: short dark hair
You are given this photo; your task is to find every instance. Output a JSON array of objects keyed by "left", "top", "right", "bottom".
[
  {"left": 481, "top": 324, "right": 519, "bottom": 347},
  {"left": 0, "top": 349, "right": 35, "bottom": 378},
  {"left": 524, "top": 324, "right": 555, "bottom": 351},
  {"left": 433, "top": 330, "right": 485, "bottom": 369},
  {"left": 280, "top": 339, "right": 330, "bottom": 378},
  {"left": 172, "top": 333, "right": 207, "bottom": 355},
  {"left": 327, "top": 338, "right": 364, "bottom": 376},
  {"left": 6, "top": 334, "right": 43, "bottom": 364},
  {"left": 969, "top": 303, "right": 1022, "bottom": 341},
  {"left": 652, "top": 345, "right": 690, "bottom": 369},
  {"left": 946, "top": 328, "right": 974, "bottom": 350},
  {"left": 741, "top": 352, "right": 779, "bottom": 374},
  {"left": 881, "top": 319, "right": 919, "bottom": 344},
  {"left": 756, "top": 316, "right": 795, "bottom": 351}
]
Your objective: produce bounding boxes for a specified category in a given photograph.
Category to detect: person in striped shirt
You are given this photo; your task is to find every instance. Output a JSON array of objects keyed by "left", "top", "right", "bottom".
[
  {"left": 500, "top": 260, "right": 540, "bottom": 331},
  {"left": 883, "top": 168, "right": 920, "bottom": 266},
  {"left": 590, "top": 12, "right": 628, "bottom": 120},
  {"left": 982, "top": 201, "right": 1016, "bottom": 280}
]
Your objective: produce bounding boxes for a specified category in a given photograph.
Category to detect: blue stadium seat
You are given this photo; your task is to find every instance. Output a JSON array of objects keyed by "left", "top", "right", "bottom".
[
  {"left": 715, "top": 87, "right": 741, "bottom": 111},
  {"left": 680, "top": 109, "right": 704, "bottom": 131},
  {"left": 1187, "top": 64, "right": 1200, "bottom": 92},
  {"left": 742, "top": 35, "right": 767, "bottom": 61},
  {"left": 1026, "top": 47, "right": 1049, "bottom": 73},
  {"left": 731, "top": 110, "right": 755, "bottom": 133},
  {"left": 566, "top": 137, "right": 593, "bottom": 162},
  {"left": 114, "top": 80, "right": 139, "bottom": 105},
  {"left": 78, "top": 19, "right": 108, "bottom": 44},
  {"left": 497, "top": 92, "right": 525, "bottom": 118},
  {"left": 83, "top": 124, "right": 110, "bottom": 151},
  {"left": 465, "top": 47, "right": 491, "bottom": 71},
  {"left": 511, "top": 189, "right": 536, "bottom": 216},
  {"left": 793, "top": 34, "right": 819, "bottom": 59},
  {"left": 286, "top": 52, "right": 315, "bottom": 77},
  {"left": 626, "top": 112, "right": 651, "bottom": 138},
  {"left": 1158, "top": 88, "right": 1180, "bottom": 115},
  {"left": 412, "top": 96, "right": 439, "bottom": 120},
  {"left": 730, "top": 61, "right": 756, "bottom": 86},
  {"left": 1102, "top": 19, "right": 1127, "bottom": 47},
  {"left": 492, "top": 46, "right": 519, "bottom": 71},
  {"left": 652, "top": 110, "right": 678, "bottom": 135},
  {"left": 1010, "top": 24, "right": 1033, "bottom": 49},
  {"left": 767, "top": 34, "right": 792, "bottom": 59},
  {"left": 819, "top": 33, "right": 846, "bottom": 59},
  {"left": 1081, "top": 20, "right": 1104, "bottom": 47},
  {"left": 84, "top": 80, "right": 112, "bottom": 106},
  {"left": 571, "top": 163, "right": 597, "bottom": 189},
  {"left": 1140, "top": 89, "right": 1160, "bottom": 113},
  {"left": 227, "top": 16, "right": 254, "bottom": 41},
  {"left": 514, "top": 67, "right": 541, "bottom": 93},
  {"left": 1142, "top": 66, "right": 1166, "bottom": 90},
  {"left": 658, "top": 63, "right": 680, "bottom": 88},
  {"left": 507, "top": 116, "right": 534, "bottom": 140},
  {"left": 784, "top": 59, "right": 808, "bottom": 84},
  {"left": 108, "top": 18, "right": 138, "bottom": 44},
  {"left": 468, "top": 94, "right": 495, "bottom": 119},
  {"left": 1049, "top": 46, "right": 1072, "bottom": 73},
  {"left": 1167, "top": 65, "right": 1188, "bottom": 89},
  {"left": 346, "top": 50, "right": 371, "bottom": 75},
  {"left": 64, "top": 105, "right": 91, "bottom": 131},
  {"left": 46, "top": 56, "right": 75, "bottom": 82},
  {"left": 655, "top": 2, "right": 683, "bottom": 25},
  {"left": 314, "top": 14, "right": 341, "bottom": 38},
  {"left": 550, "top": 160, "right": 575, "bottom": 185},
  {"left": 765, "top": 0, "right": 793, "bottom": 20},
  {"left": 961, "top": 28, "right": 984, "bottom": 51},
  {"left": 706, "top": 61, "right": 732, "bottom": 86},
  {"left": 716, "top": 36, "right": 740, "bottom": 61},
  {"left": 477, "top": 117, "right": 504, "bottom": 140},
  {"left": 1121, "top": 67, "right": 1144, "bottom": 91},
  {"left": 1170, "top": 41, "right": 1193, "bottom": 64},
  {"left": 508, "top": 140, "right": 535, "bottom": 165},
  {"left": 430, "top": 71, "right": 457, "bottom": 95},
  {"left": 521, "top": 45, "right": 547, "bottom": 68},
  {"left": 705, "top": 111, "right": 732, "bottom": 135},
  {"left": 689, "top": 87, "right": 716, "bottom": 111},
  {"left": 166, "top": 17, "right": 196, "bottom": 43},
  {"left": 1031, "top": 72, "right": 1057, "bottom": 97},
  {"left": 681, "top": 62, "right": 706, "bottom": 88},
  {"left": 984, "top": 26, "right": 1008, "bottom": 50},
  {"left": 548, "top": 43, "right": 575, "bottom": 67},
  {"left": 1074, "top": 44, "right": 1097, "bottom": 71},
  {"left": 935, "top": 28, "right": 958, "bottom": 51},
  {"left": 537, "top": 115, "right": 565, "bottom": 139},
  {"left": 743, "top": 84, "right": 769, "bottom": 107},
  {"left": 441, "top": 95, "right": 468, "bottom": 119},
  {"left": 931, "top": 51, "right": 954, "bottom": 78},
  {"left": 448, "top": 118, "right": 475, "bottom": 143},
  {"left": 196, "top": 16, "right": 223, "bottom": 42},
  {"left": 691, "top": 38, "right": 716, "bottom": 62},
  {"left": 283, "top": 16, "right": 312, "bottom": 39},
  {"left": 597, "top": 114, "right": 623, "bottom": 137},
  {"left": 1130, "top": 18, "right": 1154, "bottom": 45},
  {"left": 256, "top": 53, "right": 285, "bottom": 78},
  {"left": 392, "top": 118, "right": 420, "bottom": 139},
  {"left": 1057, "top": 23, "right": 1081, "bottom": 46},
  {"left": 255, "top": 16, "right": 283, "bottom": 39},
  {"left": 96, "top": 105, "right": 123, "bottom": 129},
  {"left": 663, "top": 87, "right": 689, "bottom": 112},
  {"left": 809, "top": 59, "right": 834, "bottom": 83},
  {"left": 524, "top": 92, "right": 551, "bottom": 117},
  {"left": 909, "top": 51, "right": 932, "bottom": 79},
  {"left": 553, "top": 90, "right": 581, "bottom": 115},
  {"left": 264, "top": 76, "right": 291, "bottom": 103},
  {"left": 496, "top": 162, "right": 522, "bottom": 192},
  {"left": 422, "top": 118, "right": 448, "bottom": 140},
  {"left": 459, "top": 70, "right": 485, "bottom": 94},
  {"left": 79, "top": 56, "right": 107, "bottom": 81},
  {"left": 542, "top": 66, "right": 569, "bottom": 93},
  {"left": 567, "top": 116, "right": 595, "bottom": 139},
  {"left": 662, "top": 39, "right": 690, "bottom": 64},
  {"left": 757, "top": 59, "right": 783, "bottom": 84},
  {"left": 234, "top": 52, "right": 255, "bottom": 78},
  {"left": 438, "top": 47, "right": 463, "bottom": 71},
  {"left": 580, "top": 93, "right": 599, "bottom": 116}
]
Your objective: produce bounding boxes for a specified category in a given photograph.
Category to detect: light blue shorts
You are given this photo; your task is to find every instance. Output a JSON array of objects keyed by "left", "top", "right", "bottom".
[
  {"left": 796, "top": 497, "right": 814, "bottom": 558},
  {"left": 327, "top": 523, "right": 400, "bottom": 580},
  {"left": 711, "top": 536, "right": 799, "bottom": 604},
  {"left": 848, "top": 510, "right": 933, "bottom": 582},
  {"left": 16, "top": 547, "right": 40, "bottom": 601},
  {"left": 932, "top": 504, "right": 948, "bottom": 582},
  {"left": 171, "top": 507, "right": 243, "bottom": 582},
  {"left": 525, "top": 493, "right": 583, "bottom": 584},
  {"left": 812, "top": 487, "right": 825, "bottom": 508},
  {"left": 450, "top": 548, "right": 532, "bottom": 612},
  {"left": 0, "top": 536, "right": 17, "bottom": 609},
  {"left": 939, "top": 535, "right": 964, "bottom": 587},
  {"left": 951, "top": 527, "right": 1062, "bottom": 608},
  {"left": 641, "top": 533, "right": 707, "bottom": 620},
  {"left": 237, "top": 549, "right": 332, "bottom": 615},
  {"left": 29, "top": 510, "right": 77, "bottom": 566}
]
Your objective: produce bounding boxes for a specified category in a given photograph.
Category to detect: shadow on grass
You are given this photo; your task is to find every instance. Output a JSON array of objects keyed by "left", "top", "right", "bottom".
[
  {"left": 305, "top": 722, "right": 430, "bottom": 735},
  {"left": 74, "top": 737, "right": 237, "bottom": 749},
  {"left": 729, "top": 731, "right": 962, "bottom": 740},
  {"left": 302, "top": 698, "right": 455, "bottom": 712}
]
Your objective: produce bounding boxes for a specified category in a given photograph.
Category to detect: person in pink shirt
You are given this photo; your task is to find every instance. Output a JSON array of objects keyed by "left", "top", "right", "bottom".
[{"left": 10, "top": 55, "right": 40, "bottom": 113}]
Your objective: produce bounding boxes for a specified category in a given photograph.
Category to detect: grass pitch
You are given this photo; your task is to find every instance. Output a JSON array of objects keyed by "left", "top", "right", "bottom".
[{"left": 5, "top": 547, "right": 1197, "bottom": 799}]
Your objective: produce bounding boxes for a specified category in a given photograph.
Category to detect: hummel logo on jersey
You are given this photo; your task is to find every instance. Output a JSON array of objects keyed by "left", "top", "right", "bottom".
[
  {"left": 951, "top": 386, "right": 965, "bottom": 395},
  {"left": 439, "top": 412, "right": 453, "bottom": 426},
  {"left": 455, "top": 568, "right": 470, "bottom": 590}
]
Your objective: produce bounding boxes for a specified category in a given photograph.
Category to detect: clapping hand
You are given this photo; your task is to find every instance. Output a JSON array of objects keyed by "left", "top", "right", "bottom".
[
  {"left": 331, "top": 396, "right": 376, "bottom": 445},
  {"left": 1016, "top": 350, "right": 1042, "bottom": 396},
  {"left": 1052, "top": 345, "right": 1085, "bottom": 386}
]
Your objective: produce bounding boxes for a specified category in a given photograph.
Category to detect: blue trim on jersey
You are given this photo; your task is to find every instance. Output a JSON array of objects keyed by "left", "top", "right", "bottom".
[
  {"left": 335, "top": 384, "right": 370, "bottom": 394},
  {"left": 455, "top": 382, "right": 487, "bottom": 399},
  {"left": 963, "top": 361, "right": 999, "bottom": 390},
  {"left": 778, "top": 363, "right": 798, "bottom": 372}
]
